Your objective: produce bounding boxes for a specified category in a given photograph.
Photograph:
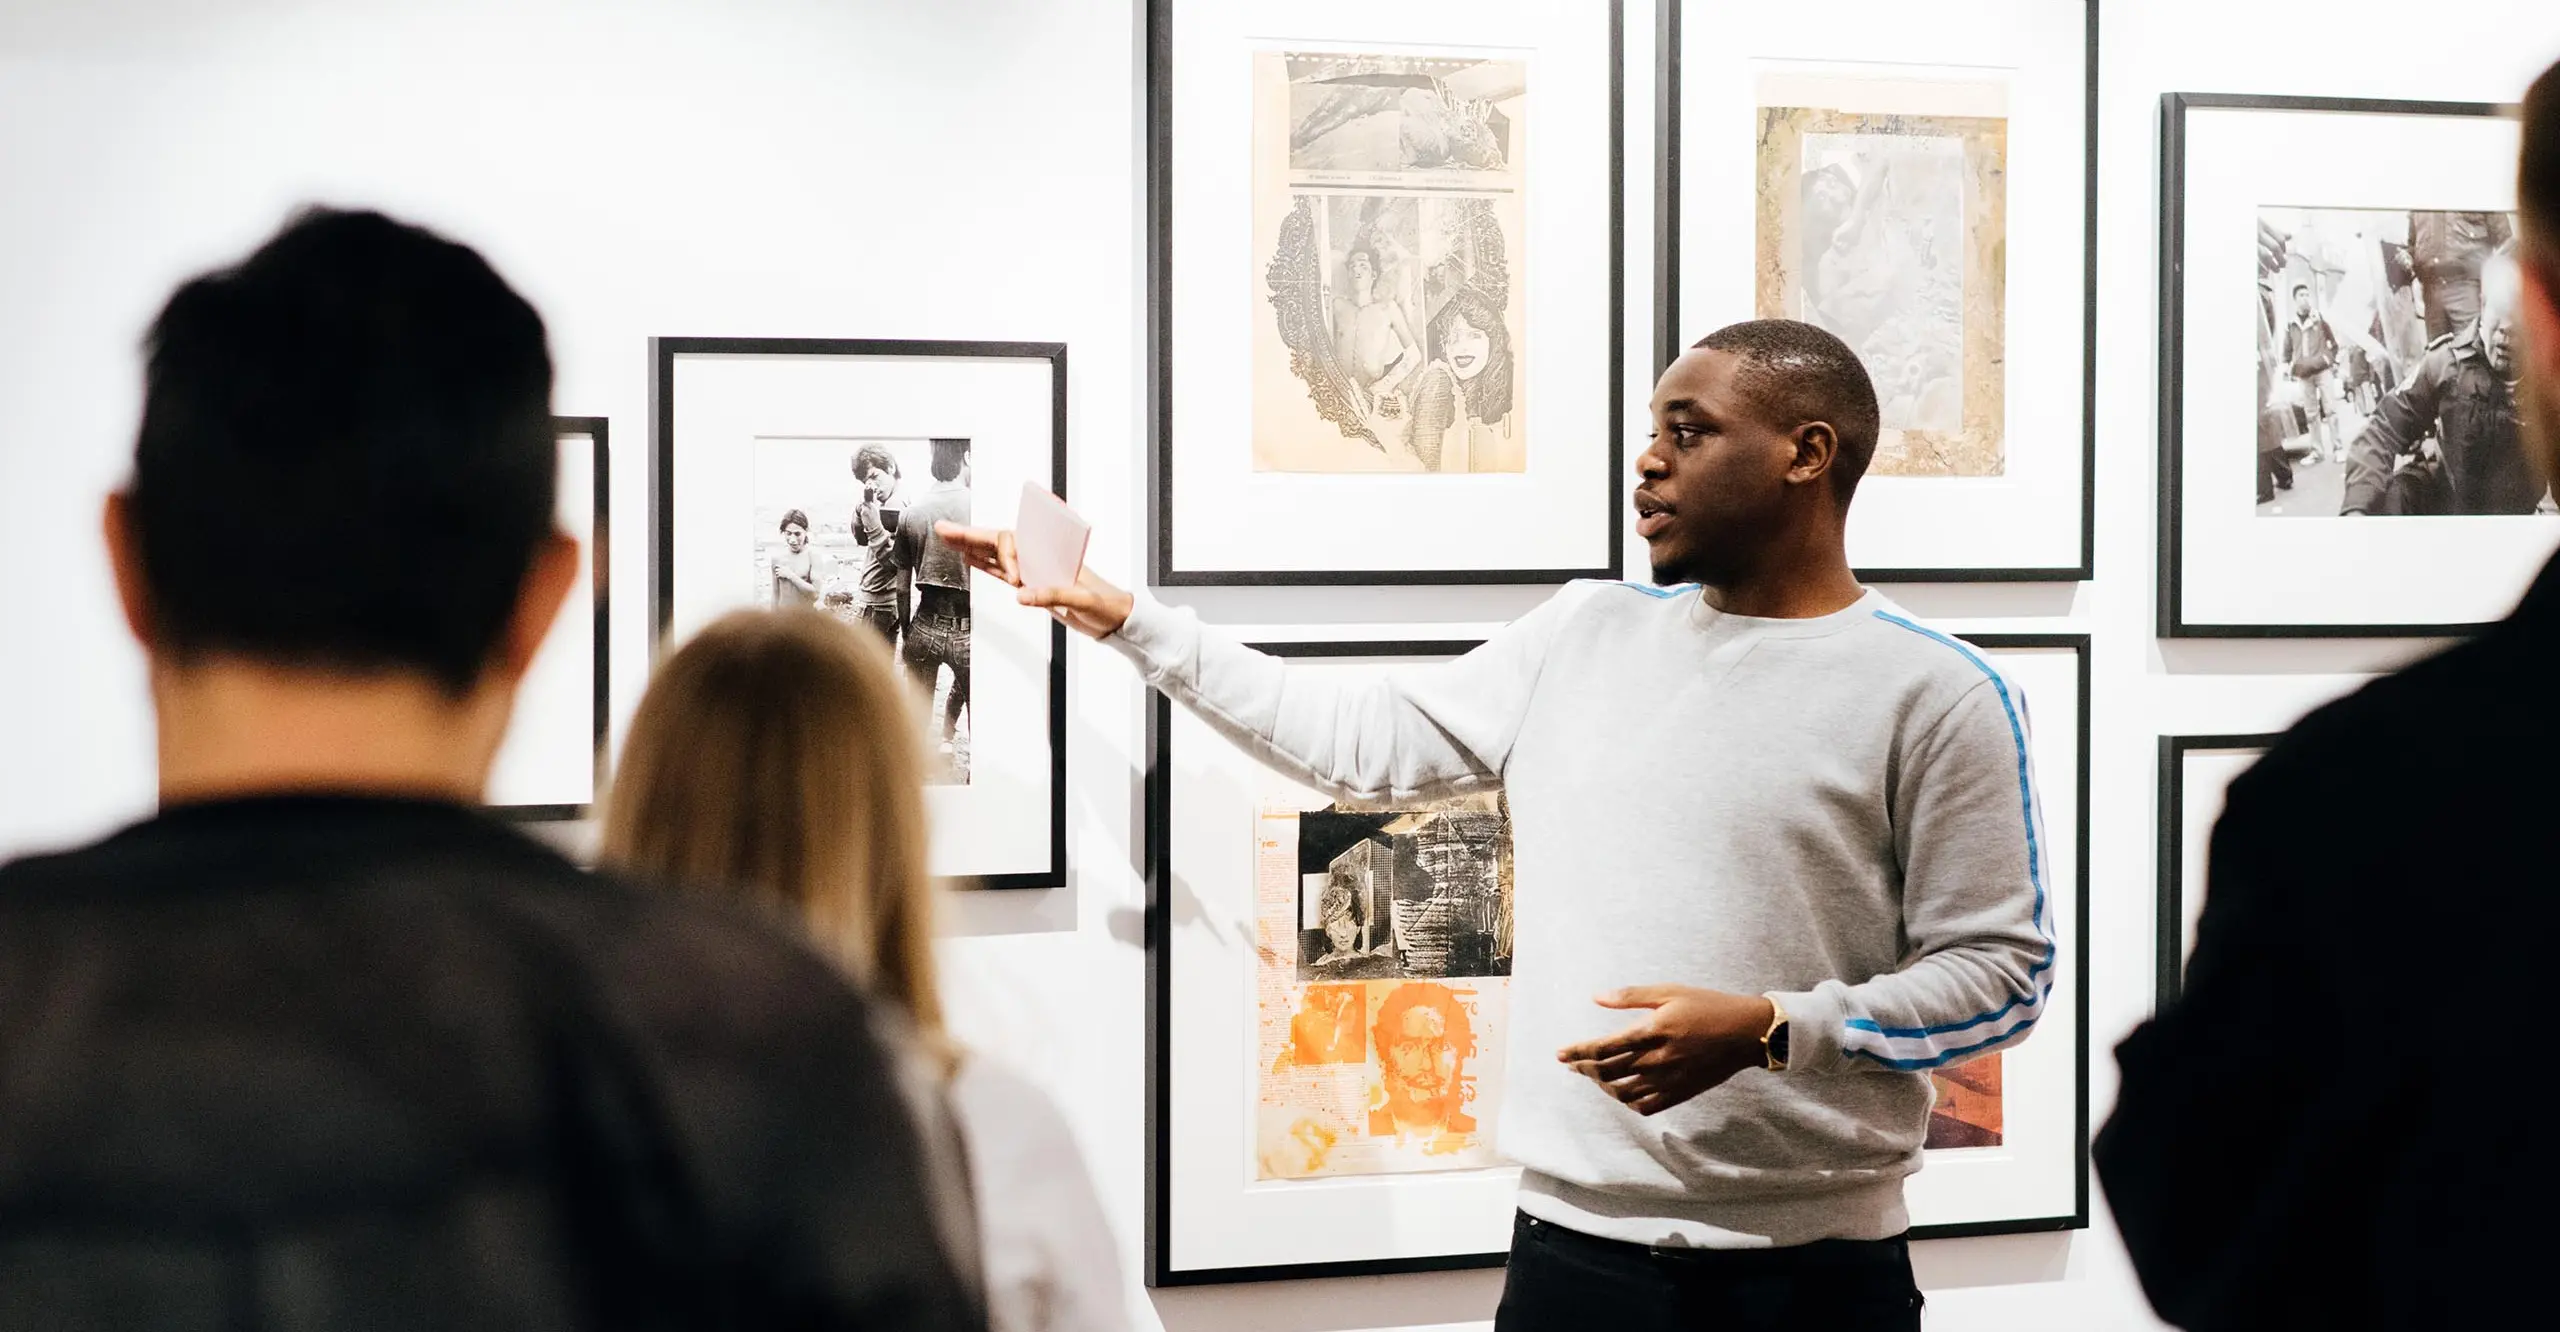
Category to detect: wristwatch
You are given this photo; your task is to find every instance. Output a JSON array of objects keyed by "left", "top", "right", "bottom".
[{"left": 1761, "top": 998, "right": 1791, "bottom": 1072}]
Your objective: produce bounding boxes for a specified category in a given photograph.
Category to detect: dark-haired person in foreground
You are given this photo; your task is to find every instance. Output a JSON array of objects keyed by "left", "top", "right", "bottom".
[
  {"left": 0, "top": 208, "right": 982, "bottom": 1330},
  {"left": 941, "top": 320, "right": 2052, "bottom": 1331},
  {"left": 2096, "top": 58, "right": 2560, "bottom": 1332}
]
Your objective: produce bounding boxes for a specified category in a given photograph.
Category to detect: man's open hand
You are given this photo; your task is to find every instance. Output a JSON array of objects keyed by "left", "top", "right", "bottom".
[
  {"left": 1556, "top": 986, "right": 1777, "bottom": 1117},
  {"left": 932, "top": 521, "right": 1135, "bottom": 640}
]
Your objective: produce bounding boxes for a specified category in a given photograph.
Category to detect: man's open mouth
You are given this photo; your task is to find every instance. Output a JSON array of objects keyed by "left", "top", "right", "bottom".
[{"left": 1634, "top": 491, "right": 1673, "bottom": 539}]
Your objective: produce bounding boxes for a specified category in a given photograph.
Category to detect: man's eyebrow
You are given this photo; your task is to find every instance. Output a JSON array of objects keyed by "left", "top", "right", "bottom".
[{"left": 1657, "top": 397, "right": 1702, "bottom": 415}]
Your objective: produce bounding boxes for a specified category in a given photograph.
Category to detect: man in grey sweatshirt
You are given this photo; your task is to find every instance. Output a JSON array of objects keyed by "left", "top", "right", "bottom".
[{"left": 941, "top": 319, "right": 2050, "bottom": 1331}]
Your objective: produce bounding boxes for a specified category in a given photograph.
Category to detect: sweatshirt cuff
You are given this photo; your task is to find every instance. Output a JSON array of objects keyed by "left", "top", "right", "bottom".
[
  {"left": 1767, "top": 986, "right": 1849, "bottom": 1076},
  {"left": 1104, "top": 590, "right": 1188, "bottom": 677}
]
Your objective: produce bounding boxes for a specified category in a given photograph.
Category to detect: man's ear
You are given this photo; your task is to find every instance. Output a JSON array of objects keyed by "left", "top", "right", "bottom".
[
  {"left": 102, "top": 492, "right": 158, "bottom": 649},
  {"left": 1789, "top": 422, "right": 1840, "bottom": 486},
  {"left": 496, "top": 530, "right": 581, "bottom": 682}
]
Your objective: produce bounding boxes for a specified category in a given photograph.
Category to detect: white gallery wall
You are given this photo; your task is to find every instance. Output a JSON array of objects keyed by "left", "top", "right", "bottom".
[{"left": 2, "top": 2, "right": 2558, "bottom": 1329}]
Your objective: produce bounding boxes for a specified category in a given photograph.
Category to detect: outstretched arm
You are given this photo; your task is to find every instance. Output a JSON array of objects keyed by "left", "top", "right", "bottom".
[{"left": 936, "top": 521, "right": 1573, "bottom": 804}]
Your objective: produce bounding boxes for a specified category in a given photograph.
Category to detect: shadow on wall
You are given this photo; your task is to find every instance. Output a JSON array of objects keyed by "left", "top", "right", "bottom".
[{"left": 1152, "top": 1266, "right": 1504, "bottom": 1332}]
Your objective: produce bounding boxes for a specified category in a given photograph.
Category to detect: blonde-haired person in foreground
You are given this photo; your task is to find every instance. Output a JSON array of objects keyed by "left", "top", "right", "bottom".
[{"left": 603, "top": 608, "right": 1129, "bottom": 1332}]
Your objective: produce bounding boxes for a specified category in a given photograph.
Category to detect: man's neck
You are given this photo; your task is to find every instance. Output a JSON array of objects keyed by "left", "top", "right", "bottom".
[
  {"left": 1695, "top": 526, "right": 1864, "bottom": 619},
  {"left": 151, "top": 656, "right": 507, "bottom": 808}
]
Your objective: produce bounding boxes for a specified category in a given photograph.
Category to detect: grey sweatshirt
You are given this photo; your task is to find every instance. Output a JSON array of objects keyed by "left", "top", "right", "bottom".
[{"left": 1109, "top": 580, "right": 2052, "bottom": 1248}]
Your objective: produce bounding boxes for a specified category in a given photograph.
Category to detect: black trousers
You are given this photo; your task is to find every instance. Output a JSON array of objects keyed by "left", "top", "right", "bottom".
[{"left": 1493, "top": 1212, "right": 1923, "bottom": 1332}]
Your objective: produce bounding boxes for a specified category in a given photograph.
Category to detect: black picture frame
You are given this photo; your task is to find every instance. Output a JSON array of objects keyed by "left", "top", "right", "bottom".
[
  {"left": 2153, "top": 732, "right": 2278, "bottom": 1004},
  {"left": 1143, "top": 631, "right": 2092, "bottom": 1283},
  {"left": 648, "top": 337, "right": 1070, "bottom": 892},
  {"left": 2156, "top": 92, "right": 2518, "bottom": 638},
  {"left": 1932, "top": 631, "right": 2092, "bottom": 1242},
  {"left": 492, "top": 415, "right": 611, "bottom": 824},
  {"left": 1144, "top": 1, "right": 1628, "bottom": 586},
  {"left": 1654, "top": 1, "right": 2101, "bottom": 583},
  {"left": 1146, "top": 638, "right": 1495, "bottom": 1286}
]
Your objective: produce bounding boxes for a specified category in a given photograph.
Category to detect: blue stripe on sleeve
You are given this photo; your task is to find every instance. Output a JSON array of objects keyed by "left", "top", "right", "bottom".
[{"left": 1842, "top": 611, "right": 2056, "bottom": 1054}]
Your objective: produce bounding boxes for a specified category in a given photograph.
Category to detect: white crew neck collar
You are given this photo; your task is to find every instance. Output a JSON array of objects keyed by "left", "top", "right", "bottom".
[{"left": 1688, "top": 587, "right": 1880, "bottom": 639}]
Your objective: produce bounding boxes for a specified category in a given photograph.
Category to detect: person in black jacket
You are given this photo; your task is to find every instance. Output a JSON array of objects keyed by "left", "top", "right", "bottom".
[
  {"left": 2095, "top": 57, "right": 2560, "bottom": 1331},
  {"left": 0, "top": 207, "right": 984, "bottom": 1331}
]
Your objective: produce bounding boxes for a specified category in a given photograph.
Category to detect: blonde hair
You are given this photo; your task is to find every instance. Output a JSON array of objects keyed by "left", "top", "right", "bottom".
[{"left": 601, "top": 608, "right": 946, "bottom": 1057}]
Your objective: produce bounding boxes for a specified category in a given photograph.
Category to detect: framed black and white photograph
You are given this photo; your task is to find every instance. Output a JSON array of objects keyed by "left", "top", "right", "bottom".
[
  {"left": 1148, "top": 0, "right": 1624, "bottom": 584},
  {"left": 1145, "top": 632, "right": 2089, "bottom": 1285},
  {"left": 1661, "top": 0, "right": 2097, "bottom": 581},
  {"left": 2154, "top": 733, "right": 2275, "bottom": 1003},
  {"left": 652, "top": 338, "right": 1067, "bottom": 890},
  {"left": 489, "top": 416, "right": 609, "bottom": 821},
  {"left": 2160, "top": 93, "right": 2552, "bottom": 635}
]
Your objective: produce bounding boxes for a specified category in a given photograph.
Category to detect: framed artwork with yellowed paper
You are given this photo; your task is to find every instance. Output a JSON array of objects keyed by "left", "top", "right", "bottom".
[
  {"left": 1661, "top": 0, "right": 2097, "bottom": 580},
  {"left": 1143, "top": 632, "right": 2089, "bottom": 1285},
  {"left": 1148, "top": 0, "right": 1625, "bottom": 584}
]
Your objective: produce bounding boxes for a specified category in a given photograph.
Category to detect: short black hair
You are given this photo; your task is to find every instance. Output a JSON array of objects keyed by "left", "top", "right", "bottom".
[
  {"left": 780, "top": 508, "right": 810, "bottom": 532},
  {"left": 852, "top": 442, "right": 901, "bottom": 480},
  {"left": 130, "top": 206, "right": 554, "bottom": 694},
  {"left": 2525, "top": 57, "right": 2560, "bottom": 273},
  {"left": 1693, "top": 319, "right": 1881, "bottom": 504},
  {"left": 929, "top": 437, "right": 970, "bottom": 483},
  {"left": 2292, "top": 281, "right": 2313, "bottom": 296}
]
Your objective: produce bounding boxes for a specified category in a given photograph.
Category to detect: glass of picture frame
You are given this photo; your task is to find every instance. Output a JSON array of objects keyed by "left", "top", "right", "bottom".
[
  {"left": 1148, "top": 0, "right": 1625, "bottom": 584},
  {"left": 652, "top": 338, "right": 1067, "bottom": 891},
  {"left": 2154, "top": 733, "right": 2274, "bottom": 1004},
  {"left": 2159, "top": 92, "right": 2549, "bottom": 635},
  {"left": 1660, "top": 0, "right": 2097, "bottom": 581},
  {"left": 489, "top": 415, "right": 610, "bottom": 821},
  {"left": 1145, "top": 632, "right": 2089, "bottom": 1284}
]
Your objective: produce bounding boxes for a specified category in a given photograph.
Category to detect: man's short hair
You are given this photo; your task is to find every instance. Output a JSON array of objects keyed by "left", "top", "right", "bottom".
[
  {"left": 928, "top": 437, "right": 969, "bottom": 483},
  {"left": 852, "top": 443, "right": 901, "bottom": 481},
  {"left": 1692, "top": 319, "right": 1881, "bottom": 505},
  {"left": 2292, "top": 281, "right": 2313, "bottom": 297},
  {"left": 131, "top": 207, "right": 554, "bottom": 694},
  {"left": 2525, "top": 57, "right": 2560, "bottom": 275},
  {"left": 780, "top": 508, "right": 810, "bottom": 533}
]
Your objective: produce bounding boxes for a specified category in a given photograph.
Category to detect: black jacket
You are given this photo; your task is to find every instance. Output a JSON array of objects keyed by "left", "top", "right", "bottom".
[
  {"left": 0, "top": 795, "right": 982, "bottom": 1331},
  {"left": 2096, "top": 554, "right": 2560, "bottom": 1330}
]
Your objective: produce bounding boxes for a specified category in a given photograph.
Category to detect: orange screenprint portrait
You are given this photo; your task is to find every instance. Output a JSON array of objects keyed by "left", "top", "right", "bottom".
[
  {"left": 1925, "top": 1054, "right": 2003, "bottom": 1149},
  {"left": 1289, "top": 983, "right": 1368, "bottom": 1065},
  {"left": 1366, "top": 980, "right": 1479, "bottom": 1144}
]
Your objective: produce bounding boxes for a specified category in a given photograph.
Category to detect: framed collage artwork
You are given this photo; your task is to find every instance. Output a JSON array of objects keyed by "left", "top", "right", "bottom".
[
  {"left": 1148, "top": 0, "right": 1626, "bottom": 584},
  {"left": 1660, "top": 0, "right": 2098, "bottom": 581},
  {"left": 1145, "top": 632, "right": 2090, "bottom": 1284}
]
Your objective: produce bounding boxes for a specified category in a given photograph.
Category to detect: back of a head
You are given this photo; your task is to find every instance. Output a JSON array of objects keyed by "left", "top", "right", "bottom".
[
  {"left": 2526, "top": 59, "right": 2559, "bottom": 275},
  {"left": 131, "top": 207, "right": 555, "bottom": 694},
  {"left": 2517, "top": 59, "right": 2560, "bottom": 482},
  {"left": 1694, "top": 319, "right": 1882, "bottom": 506},
  {"left": 601, "top": 609, "right": 942, "bottom": 1037}
]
